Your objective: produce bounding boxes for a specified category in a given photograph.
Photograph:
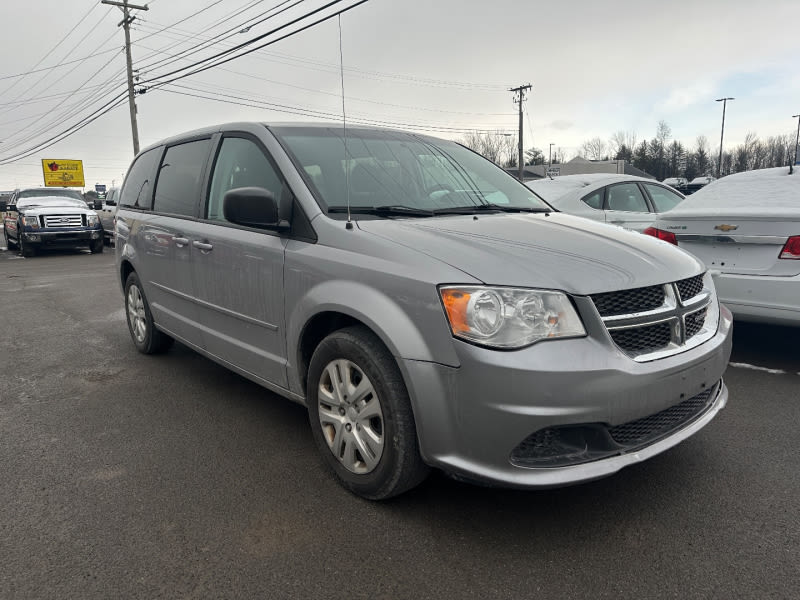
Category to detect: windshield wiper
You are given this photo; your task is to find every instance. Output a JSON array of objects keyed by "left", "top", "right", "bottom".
[
  {"left": 431, "top": 204, "right": 551, "bottom": 215},
  {"left": 327, "top": 205, "right": 435, "bottom": 217}
]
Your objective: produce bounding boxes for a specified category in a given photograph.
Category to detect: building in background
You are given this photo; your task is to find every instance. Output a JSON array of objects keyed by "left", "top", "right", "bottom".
[{"left": 507, "top": 157, "right": 655, "bottom": 181}]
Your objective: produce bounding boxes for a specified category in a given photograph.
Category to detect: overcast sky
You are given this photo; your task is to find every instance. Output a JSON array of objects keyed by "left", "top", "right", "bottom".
[{"left": 0, "top": 0, "right": 798, "bottom": 190}]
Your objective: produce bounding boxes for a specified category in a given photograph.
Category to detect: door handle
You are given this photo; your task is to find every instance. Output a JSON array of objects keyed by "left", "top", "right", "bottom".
[
  {"left": 192, "top": 240, "right": 213, "bottom": 252},
  {"left": 172, "top": 236, "right": 189, "bottom": 247}
]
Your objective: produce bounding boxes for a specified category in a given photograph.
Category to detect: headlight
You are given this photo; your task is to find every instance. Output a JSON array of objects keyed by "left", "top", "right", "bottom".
[
  {"left": 87, "top": 214, "right": 99, "bottom": 227},
  {"left": 439, "top": 286, "right": 586, "bottom": 349},
  {"left": 22, "top": 216, "right": 40, "bottom": 229}
]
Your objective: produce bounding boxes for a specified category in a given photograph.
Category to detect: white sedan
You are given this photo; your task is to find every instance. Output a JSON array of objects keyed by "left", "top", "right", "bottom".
[
  {"left": 646, "top": 166, "right": 800, "bottom": 325},
  {"left": 526, "top": 174, "right": 685, "bottom": 232}
]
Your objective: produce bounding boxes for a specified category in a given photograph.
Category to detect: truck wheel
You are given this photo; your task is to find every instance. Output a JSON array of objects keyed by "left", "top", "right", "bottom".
[
  {"left": 19, "top": 232, "right": 35, "bottom": 257},
  {"left": 124, "top": 272, "right": 174, "bottom": 354},
  {"left": 306, "top": 326, "right": 429, "bottom": 500},
  {"left": 90, "top": 238, "right": 104, "bottom": 254}
]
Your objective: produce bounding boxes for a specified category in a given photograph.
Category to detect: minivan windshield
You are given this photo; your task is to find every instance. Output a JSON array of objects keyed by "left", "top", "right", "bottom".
[{"left": 273, "top": 127, "right": 551, "bottom": 216}]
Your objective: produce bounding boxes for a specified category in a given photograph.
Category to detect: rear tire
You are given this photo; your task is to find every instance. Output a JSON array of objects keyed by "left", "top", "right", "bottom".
[
  {"left": 124, "top": 272, "right": 174, "bottom": 354},
  {"left": 307, "top": 325, "right": 429, "bottom": 500},
  {"left": 3, "top": 227, "right": 17, "bottom": 250}
]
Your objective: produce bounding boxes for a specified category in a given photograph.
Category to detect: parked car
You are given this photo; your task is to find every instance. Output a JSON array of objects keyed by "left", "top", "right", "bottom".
[
  {"left": 645, "top": 166, "right": 799, "bottom": 325},
  {"left": 662, "top": 177, "right": 688, "bottom": 193},
  {"left": 685, "top": 176, "right": 716, "bottom": 195},
  {"left": 98, "top": 187, "right": 119, "bottom": 245},
  {"left": 1, "top": 188, "right": 104, "bottom": 256},
  {"left": 115, "top": 122, "right": 732, "bottom": 499},
  {"left": 526, "top": 174, "right": 686, "bottom": 232}
]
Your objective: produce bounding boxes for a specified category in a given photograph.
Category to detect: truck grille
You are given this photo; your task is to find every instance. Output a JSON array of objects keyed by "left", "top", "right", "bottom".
[
  {"left": 43, "top": 214, "right": 84, "bottom": 228},
  {"left": 589, "top": 274, "right": 715, "bottom": 361}
]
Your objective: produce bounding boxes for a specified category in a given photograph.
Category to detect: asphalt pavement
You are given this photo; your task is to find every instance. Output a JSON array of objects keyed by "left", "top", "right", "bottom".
[{"left": 0, "top": 246, "right": 798, "bottom": 599}]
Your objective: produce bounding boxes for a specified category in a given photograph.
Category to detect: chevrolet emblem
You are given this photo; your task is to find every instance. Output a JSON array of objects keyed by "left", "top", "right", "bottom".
[{"left": 714, "top": 224, "right": 738, "bottom": 232}]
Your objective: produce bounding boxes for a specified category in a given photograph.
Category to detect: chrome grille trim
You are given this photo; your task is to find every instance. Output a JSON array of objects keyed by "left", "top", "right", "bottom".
[
  {"left": 43, "top": 214, "right": 83, "bottom": 228},
  {"left": 590, "top": 274, "right": 717, "bottom": 362}
]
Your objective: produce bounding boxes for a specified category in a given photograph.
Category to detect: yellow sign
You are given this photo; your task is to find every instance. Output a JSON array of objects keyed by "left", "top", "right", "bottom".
[{"left": 41, "top": 159, "right": 85, "bottom": 187}]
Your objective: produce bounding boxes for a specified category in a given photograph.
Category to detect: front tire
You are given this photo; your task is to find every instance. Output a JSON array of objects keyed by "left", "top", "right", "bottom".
[
  {"left": 19, "top": 230, "right": 34, "bottom": 257},
  {"left": 90, "top": 238, "right": 104, "bottom": 254},
  {"left": 307, "top": 326, "right": 429, "bottom": 500},
  {"left": 124, "top": 272, "right": 174, "bottom": 354}
]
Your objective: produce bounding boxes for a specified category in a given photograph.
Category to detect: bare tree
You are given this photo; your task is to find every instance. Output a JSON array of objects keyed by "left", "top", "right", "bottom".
[
  {"left": 608, "top": 130, "right": 638, "bottom": 158},
  {"left": 581, "top": 137, "right": 608, "bottom": 160},
  {"left": 460, "top": 131, "right": 518, "bottom": 166}
]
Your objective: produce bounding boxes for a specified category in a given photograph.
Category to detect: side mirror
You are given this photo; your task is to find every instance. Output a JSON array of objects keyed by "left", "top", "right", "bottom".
[
  {"left": 93, "top": 199, "right": 103, "bottom": 210},
  {"left": 0, "top": 201, "right": 6, "bottom": 212},
  {"left": 223, "top": 187, "right": 289, "bottom": 230},
  {"left": 105, "top": 200, "right": 116, "bottom": 207}
]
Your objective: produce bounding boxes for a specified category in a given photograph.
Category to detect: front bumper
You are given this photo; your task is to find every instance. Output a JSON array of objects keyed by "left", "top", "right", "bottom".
[
  {"left": 23, "top": 228, "right": 102, "bottom": 248},
  {"left": 713, "top": 271, "right": 800, "bottom": 326},
  {"left": 401, "top": 305, "right": 733, "bottom": 488}
]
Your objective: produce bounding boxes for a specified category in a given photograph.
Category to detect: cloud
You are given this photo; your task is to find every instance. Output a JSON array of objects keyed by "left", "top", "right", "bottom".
[
  {"left": 548, "top": 120, "right": 574, "bottom": 131},
  {"left": 655, "top": 81, "right": 716, "bottom": 113}
]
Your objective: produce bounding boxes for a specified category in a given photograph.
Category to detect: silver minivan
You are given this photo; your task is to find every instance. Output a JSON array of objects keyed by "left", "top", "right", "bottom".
[{"left": 116, "top": 122, "right": 732, "bottom": 499}]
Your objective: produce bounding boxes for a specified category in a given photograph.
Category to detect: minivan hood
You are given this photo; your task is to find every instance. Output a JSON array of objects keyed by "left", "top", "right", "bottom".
[{"left": 357, "top": 212, "right": 702, "bottom": 295}]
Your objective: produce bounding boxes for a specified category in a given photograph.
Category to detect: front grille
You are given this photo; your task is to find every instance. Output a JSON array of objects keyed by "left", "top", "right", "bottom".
[
  {"left": 609, "top": 321, "right": 672, "bottom": 353},
  {"left": 676, "top": 275, "right": 703, "bottom": 302},
  {"left": 591, "top": 285, "right": 665, "bottom": 317},
  {"left": 609, "top": 386, "right": 716, "bottom": 446},
  {"left": 43, "top": 214, "right": 83, "bottom": 228},
  {"left": 509, "top": 383, "right": 720, "bottom": 468},
  {"left": 685, "top": 308, "right": 707, "bottom": 339}
]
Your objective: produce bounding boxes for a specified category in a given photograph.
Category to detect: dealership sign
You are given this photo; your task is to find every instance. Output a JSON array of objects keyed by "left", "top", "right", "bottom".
[{"left": 41, "top": 159, "right": 85, "bottom": 187}]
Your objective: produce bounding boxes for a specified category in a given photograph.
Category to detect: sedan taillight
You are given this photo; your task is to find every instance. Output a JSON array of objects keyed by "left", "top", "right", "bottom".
[
  {"left": 779, "top": 235, "right": 800, "bottom": 259},
  {"left": 643, "top": 227, "right": 677, "bottom": 245}
]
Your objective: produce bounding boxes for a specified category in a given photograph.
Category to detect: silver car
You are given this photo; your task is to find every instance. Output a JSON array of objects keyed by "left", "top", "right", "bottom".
[
  {"left": 527, "top": 174, "right": 685, "bottom": 232},
  {"left": 648, "top": 166, "right": 800, "bottom": 325},
  {"left": 115, "top": 122, "right": 732, "bottom": 499}
]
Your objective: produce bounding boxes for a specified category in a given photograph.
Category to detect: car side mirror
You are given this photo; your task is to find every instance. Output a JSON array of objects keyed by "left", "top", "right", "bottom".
[
  {"left": 0, "top": 201, "right": 6, "bottom": 212},
  {"left": 223, "top": 187, "right": 289, "bottom": 230},
  {"left": 93, "top": 200, "right": 103, "bottom": 210},
  {"left": 106, "top": 200, "right": 116, "bottom": 207}
]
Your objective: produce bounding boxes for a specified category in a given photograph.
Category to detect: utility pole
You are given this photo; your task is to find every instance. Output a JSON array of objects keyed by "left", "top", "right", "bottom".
[
  {"left": 548, "top": 142, "right": 554, "bottom": 171},
  {"left": 510, "top": 84, "right": 532, "bottom": 182},
  {"left": 715, "top": 97, "right": 734, "bottom": 178},
  {"left": 102, "top": 0, "right": 148, "bottom": 156},
  {"left": 793, "top": 114, "right": 800, "bottom": 167}
]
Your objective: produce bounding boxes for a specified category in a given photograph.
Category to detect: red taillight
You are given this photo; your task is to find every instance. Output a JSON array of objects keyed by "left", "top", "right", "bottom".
[
  {"left": 779, "top": 235, "right": 800, "bottom": 259},
  {"left": 643, "top": 227, "right": 677, "bottom": 245}
]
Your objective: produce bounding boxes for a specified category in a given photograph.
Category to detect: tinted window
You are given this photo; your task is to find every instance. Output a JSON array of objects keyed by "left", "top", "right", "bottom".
[
  {"left": 207, "top": 137, "right": 283, "bottom": 222},
  {"left": 644, "top": 183, "right": 684, "bottom": 212},
  {"left": 120, "top": 147, "right": 161, "bottom": 209},
  {"left": 581, "top": 190, "right": 603, "bottom": 210},
  {"left": 153, "top": 139, "right": 210, "bottom": 217},
  {"left": 606, "top": 183, "right": 649, "bottom": 212}
]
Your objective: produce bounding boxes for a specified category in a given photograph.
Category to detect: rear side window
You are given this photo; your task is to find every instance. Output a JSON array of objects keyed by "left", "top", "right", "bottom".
[
  {"left": 606, "top": 183, "right": 649, "bottom": 212},
  {"left": 153, "top": 139, "right": 211, "bottom": 217},
  {"left": 120, "top": 147, "right": 161, "bottom": 209},
  {"left": 644, "top": 183, "right": 684, "bottom": 212},
  {"left": 581, "top": 190, "right": 603, "bottom": 210}
]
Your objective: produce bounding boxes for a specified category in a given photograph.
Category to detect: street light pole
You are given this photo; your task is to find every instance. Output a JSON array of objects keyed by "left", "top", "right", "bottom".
[
  {"left": 793, "top": 114, "right": 800, "bottom": 167},
  {"left": 715, "top": 97, "right": 734, "bottom": 178},
  {"left": 548, "top": 143, "right": 554, "bottom": 170}
]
